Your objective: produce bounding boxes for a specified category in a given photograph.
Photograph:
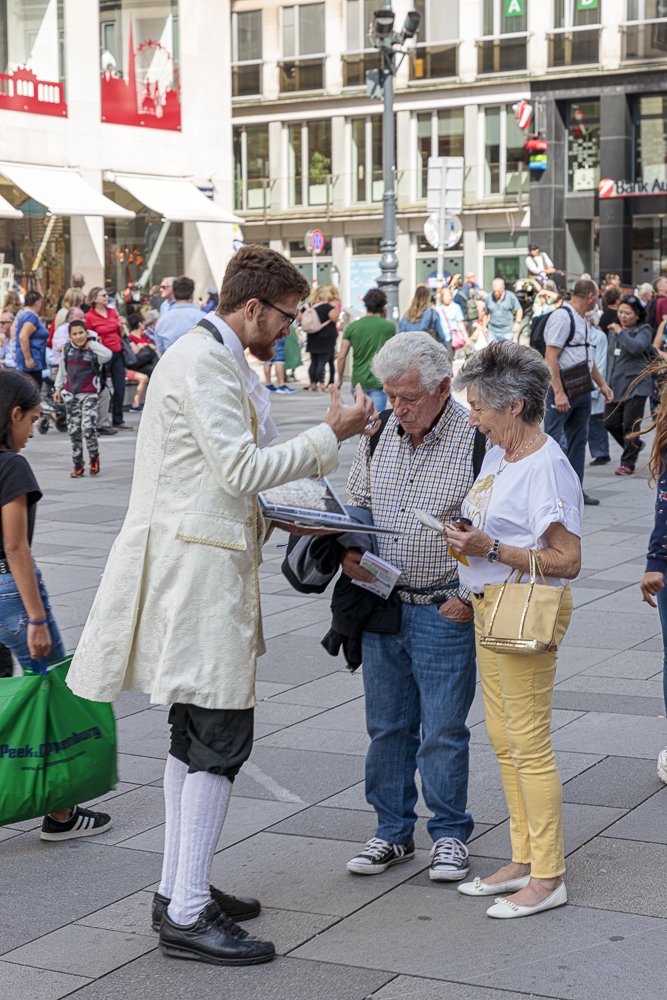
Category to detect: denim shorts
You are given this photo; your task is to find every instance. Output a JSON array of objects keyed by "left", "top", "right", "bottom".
[
  {"left": 272, "top": 337, "right": 286, "bottom": 364},
  {"left": 0, "top": 566, "right": 65, "bottom": 674}
]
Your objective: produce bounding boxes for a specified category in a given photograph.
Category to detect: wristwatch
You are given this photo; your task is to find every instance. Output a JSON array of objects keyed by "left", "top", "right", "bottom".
[{"left": 486, "top": 539, "right": 501, "bottom": 563}]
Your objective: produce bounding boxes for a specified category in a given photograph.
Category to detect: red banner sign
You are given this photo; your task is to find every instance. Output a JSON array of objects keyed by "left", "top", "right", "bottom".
[{"left": 599, "top": 177, "right": 667, "bottom": 199}]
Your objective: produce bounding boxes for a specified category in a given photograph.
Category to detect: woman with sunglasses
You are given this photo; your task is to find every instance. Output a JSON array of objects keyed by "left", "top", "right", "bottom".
[{"left": 604, "top": 295, "right": 653, "bottom": 476}]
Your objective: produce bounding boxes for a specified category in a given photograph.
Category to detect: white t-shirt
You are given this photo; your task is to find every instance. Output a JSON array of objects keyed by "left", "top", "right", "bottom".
[{"left": 458, "top": 435, "right": 584, "bottom": 593}]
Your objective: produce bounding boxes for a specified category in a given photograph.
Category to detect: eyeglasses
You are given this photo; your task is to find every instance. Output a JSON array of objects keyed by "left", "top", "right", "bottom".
[{"left": 260, "top": 299, "right": 297, "bottom": 325}]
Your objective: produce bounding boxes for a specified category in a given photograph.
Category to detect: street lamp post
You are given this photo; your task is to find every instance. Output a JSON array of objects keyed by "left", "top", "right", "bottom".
[{"left": 371, "top": 3, "right": 421, "bottom": 323}]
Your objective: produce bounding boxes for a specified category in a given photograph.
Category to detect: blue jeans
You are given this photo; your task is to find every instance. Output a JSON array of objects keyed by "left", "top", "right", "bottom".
[
  {"left": 361, "top": 603, "right": 477, "bottom": 844},
  {"left": 0, "top": 567, "right": 65, "bottom": 674},
  {"left": 588, "top": 411, "right": 610, "bottom": 460},
  {"left": 351, "top": 386, "right": 387, "bottom": 412},
  {"left": 544, "top": 387, "right": 592, "bottom": 485},
  {"left": 656, "top": 586, "right": 667, "bottom": 713}
]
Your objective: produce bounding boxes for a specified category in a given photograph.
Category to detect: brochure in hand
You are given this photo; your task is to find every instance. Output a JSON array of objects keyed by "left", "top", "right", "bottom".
[{"left": 258, "top": 477, "right": 401, "bottom": 535}]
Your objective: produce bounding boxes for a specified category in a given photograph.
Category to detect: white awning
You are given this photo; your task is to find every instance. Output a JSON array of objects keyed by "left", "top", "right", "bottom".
[
  {"left": 0, "top": 163, "right": 135, "bottom": 218},
  {"left": 0, "top": 192, "right": 23, "bottom": 219},
  {"left": 106, "top": 172, "right": 243, "bottom": 224}
]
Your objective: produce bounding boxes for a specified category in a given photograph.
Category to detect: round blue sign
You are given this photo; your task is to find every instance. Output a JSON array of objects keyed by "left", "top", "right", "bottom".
[{"left": 310, "top": 229, "right": 325, "bottom": 255}]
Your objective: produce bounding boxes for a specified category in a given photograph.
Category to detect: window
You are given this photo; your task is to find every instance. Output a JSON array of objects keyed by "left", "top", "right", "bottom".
[
  {"left": 280, "top": 3, "right": 325, "bottom": 93},
  {"left": 636, "top": 95, "right": 667, "bottom": 184},
  {"left": 483, "top": 230, "right": 529, "bottom": 288},
  {"left": 233, "top": 124, "right": 270, "bottom": 211},
  {"left": 410, "top": 0, "right": 458, "bottom": 80},
  {"left": 566, "top": 100, "right": 600, "bottom": 193},
  {"left": 416, "top": 109, "right": 464, "bottom": 199},
  {"left": 478, "top": 0, "right": 527, "bottom": 74},
  {"left": 549, "top": 0, "right": 602, "bottom": 67},
  {"left": 343, "top": 0, "right": 379, "bottom": 86},
  {"left": 351, "top": 117, "right": 383, "bottom": 203},
  {"left": 623, "top": 1, "right": 667, "bottom": 61},
  {"left": 288, "top": 120, "right": 332, "bottom": 207},
  {"left": 232, "top": 10, "right": 262, "bottom": 97},
  {"left": 0, "top": 0, "right": 67, "bottom": 116},
  {"left": 484, "top": 105, "right": 525, "bottom": 196}
]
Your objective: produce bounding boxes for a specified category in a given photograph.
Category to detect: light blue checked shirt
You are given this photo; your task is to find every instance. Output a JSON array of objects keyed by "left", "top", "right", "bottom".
[{"left": 347, "top": 399, "right": 478, "bottom": 597}]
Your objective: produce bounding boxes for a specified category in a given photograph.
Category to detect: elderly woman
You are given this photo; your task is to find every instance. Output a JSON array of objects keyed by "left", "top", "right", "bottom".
[
  {"left": 604, "top": 295, "right": 653, "bottom": 476},
  {"left": 445, "top": 340, "right": 583, "bottom": 919}
]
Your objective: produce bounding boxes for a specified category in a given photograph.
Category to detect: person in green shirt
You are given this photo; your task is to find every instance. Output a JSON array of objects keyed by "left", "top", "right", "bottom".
[{"left": 336, "top": 289, "right": 395, "bottom": 410}]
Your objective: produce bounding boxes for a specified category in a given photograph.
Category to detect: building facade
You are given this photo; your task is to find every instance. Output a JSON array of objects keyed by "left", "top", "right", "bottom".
[
  {"left": 231, "top": 0, "right": 667, "bottom": 312},
  {"left": 0, "top": 0, "right": 239, "bottom": 307}
]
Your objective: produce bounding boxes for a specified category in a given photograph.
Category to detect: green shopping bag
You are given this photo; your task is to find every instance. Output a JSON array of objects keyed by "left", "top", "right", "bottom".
[
  {"left": 0, "top": 656, "right": 117, "bottom": 825},
  {"left": 283, "top": 327, "right": 302, "bottom": 372}
]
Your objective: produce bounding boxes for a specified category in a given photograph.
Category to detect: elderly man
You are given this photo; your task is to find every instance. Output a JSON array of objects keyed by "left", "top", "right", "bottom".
[
  {"left": 67, "top": 245, "right": 376, "bottom": 967},
  {"left": 342, "top": 331, "right": 480, "bottom": 882},
  {"left": 159, "top": 276, "right": 175, "bottom": 315},
  {"left": 484, "top": 278, "right": 522, "bottom": 342}
]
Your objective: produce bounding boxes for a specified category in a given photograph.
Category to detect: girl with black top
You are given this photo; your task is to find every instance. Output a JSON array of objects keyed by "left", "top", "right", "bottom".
[
  {"left": 0, "top": 370, "right": 111, "bottom": 839},
  {"left": 304, "top": 287, "right": 339, "bottom": 391}
]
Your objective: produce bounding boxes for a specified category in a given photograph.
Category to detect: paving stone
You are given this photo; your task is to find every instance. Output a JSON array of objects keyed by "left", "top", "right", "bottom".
[
  {"left": 600, "top": 788, "right": 667, "bottom": 844},
  {"left": 294, "top": 699, "right": 369, "bottom": 734},
  {"left": 232, "top": 746, "right": 363, "bottom": 804},
  {"left": 82, "top": 785, "right": 165, "bottom": 845},
  {"left": 258, "top": 635, "right": 340, "bottom": 685},
  {"left": 561, "top": 611, "right": 660, "bottom": 650},
  {"left": 253, "top": 700, "right": 325, "bottom": 727},
  {"left": 552, "top": 712, "right": 667, "bottom": 758},
  {"left": 0, "top": 962, "right": 90, "bottom": 1000},
  {"left": 563, "top": 755, "right": 663, "bottom": 808},
  {"left": 256, "top": 680, "right": 293, "bottom": 699},
  {"left": 256, "top": 723, "right": 370, "bottom": 756},
  {"left": 554, "top": 645, "right": 618, "bottom": 680},
  {"left": 75, "top": 890, "right": 155, "bottom": 936},
  {"left": 552, "top": 689, "right": 664, "bottom": 717},
  {"left": 112, "top": 689, "right": 153, "bottom": 718},
  {"left": 209, "top": 832, "right": 430, "bottom": 916},
  {"left": 2, "top": 923, "right": 157, "bottom": 978},
  {"left": 117, "top": 752, "right": 167, "bottom": 785},
  {"left": 116, "top": 708, "right": 170, "bottom": 759},
  {"left": 270, "top": 672, "right": 364, "bottom": 709},
  {"left": 555, "top": 674, "right": 664, "bottom": 699},
  {"left": 470, "top": 709, "right": 585, "bottom": 748},
  {"left": 566, "top": 837, "right": 667, "bottom": 917},
  {"left": 371, "top": 977, "right": 559, "bottom": 1000},
  {"left": 580, "top": 649, "right": 665, "bottom": 680}
]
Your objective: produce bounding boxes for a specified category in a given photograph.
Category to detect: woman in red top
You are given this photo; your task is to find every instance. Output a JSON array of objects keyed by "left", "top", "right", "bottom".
[{"left": 84, "top": 287, "right": 127, "bottom": 428}]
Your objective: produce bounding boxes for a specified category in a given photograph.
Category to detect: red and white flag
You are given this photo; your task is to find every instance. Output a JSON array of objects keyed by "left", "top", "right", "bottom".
[{"left": 512, "top": 100, "right": 533, "bottom": 131}]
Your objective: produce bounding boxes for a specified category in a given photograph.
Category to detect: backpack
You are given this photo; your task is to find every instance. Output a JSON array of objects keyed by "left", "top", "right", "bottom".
[
  {"left": 300, "top": 304, "right": 326, "bottom": 334},
  {"left": 530, "top": 305, "right": 576, "bottom": 357},
  {"left": 369, "top": 408, "right": 486, "bottom": 478},
  {"left": 63, "top": 341, "right": 104, "bottom": 377},
  {"left": 646, "top": 296, "right": 659, "bottom": 334},
  {"left": 423, "top": 309, "right": 441, "bottom": 343},
  {"left": 466, "top": 292, "right": 480, "bottom": 323}
]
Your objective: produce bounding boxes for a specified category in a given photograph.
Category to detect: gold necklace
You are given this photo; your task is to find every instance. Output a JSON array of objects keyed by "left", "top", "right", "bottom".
[{"left": 497, "top": 431, "right": 542, "bottom": 475}]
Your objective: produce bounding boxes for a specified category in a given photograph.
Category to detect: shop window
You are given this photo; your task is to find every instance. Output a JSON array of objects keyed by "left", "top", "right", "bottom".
[
  {"left": 99, "top": 1, "right": 181, "bottom": 131},
  {"left": 0, "top": 0, "right": 67, "bottom": 117},
  {"left": 232, "top": 9, "right": 262, "bottom": 97},
  {"left": 280, "top": 3, "right": 325, "bottom": 94},
  {"left": 623, "top": 1, "right": 667, "bottom": 61},
  {"left": 410, "top": 0, "right": 458, "bottom": 81},
  {"left": 0, "top": 213, "right": 70, "bottom": 308},
  {"left": 288, "top": 120, "right": 332, "bottom": 207},
  {"left": 233, "top": 124, "right": 270, "bottom": 211},
  {"left": 483, "top": 230, "right": 528, "bottom": 288},
  {"left": 478, "top": 0, "right": 527, "bottom": 75},
  {"left": 342, "top": 0, "right": 379, "bottom": 87},
  {"left": 549, "top": 0, "right": 602, "bottom": 68},
  {"left": 566, "top": 100, "right": 600, "bottom": 193},
  {"left": 102, "top": 190, "right": 184, "bottom": 296},
  {"left": 416, "top": 109, "right": 464, "bottom": 199},
  {"left": 635, "top": 95, "right": 667, "bottom": 184},
  {"left": 484, "top": 105, "right": 525, "bottom": 196},
  {"left": 351, "top": 117, "right": 383, "bottom": 203}
]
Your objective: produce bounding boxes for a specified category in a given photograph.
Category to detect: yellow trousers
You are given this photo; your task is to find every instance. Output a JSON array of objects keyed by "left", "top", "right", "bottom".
[{"left": 473, "top": 586, "right": 573, "bottom": 879}]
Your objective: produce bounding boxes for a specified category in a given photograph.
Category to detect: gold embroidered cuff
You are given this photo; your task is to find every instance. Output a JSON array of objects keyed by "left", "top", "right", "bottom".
[{"left": 301, "top": 431, "right": 325, "bottom": 479}]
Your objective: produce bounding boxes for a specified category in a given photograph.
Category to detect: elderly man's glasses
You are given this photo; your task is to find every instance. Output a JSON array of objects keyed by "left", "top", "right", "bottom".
[{"left": 260, "top": 299, "right": 298, "bottom": 325}]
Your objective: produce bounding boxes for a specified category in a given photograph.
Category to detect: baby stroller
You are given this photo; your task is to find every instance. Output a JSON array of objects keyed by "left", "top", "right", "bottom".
[{"left": 38, "top": 377, "right": 68, "bottom": 434}]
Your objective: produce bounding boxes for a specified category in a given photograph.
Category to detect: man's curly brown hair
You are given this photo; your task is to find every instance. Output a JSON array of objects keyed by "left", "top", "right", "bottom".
[{"left": 217, "top": 245, "right": 310, "bottom": 314}]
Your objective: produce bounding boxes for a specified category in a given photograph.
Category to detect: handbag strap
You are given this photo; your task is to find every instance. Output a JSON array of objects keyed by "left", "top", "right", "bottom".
[{"left": 196, "top": 317, "right": 224, "bottom": 346}]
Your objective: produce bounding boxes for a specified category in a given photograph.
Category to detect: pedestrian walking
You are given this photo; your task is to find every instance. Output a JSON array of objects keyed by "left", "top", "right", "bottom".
[
  {"left": 85, "top": 287, "right": 127, "bottom": 429},
  {"left": 14, "top": 290, "right": 49, "bottom": 388},
  {"left": 54, "top": 320, "right": 112, "bottom": 478},
  {"left": 484, "top": 279, "right": 522, "bottom": 343},
  {"left": 449, "top": 341, "right": 583, "bottom": 919},
  {"left": 398, "top": 285, "right": 446, "bottom": 344},
  {"left": 66, "top": 245, "right": 377, "bottom": 968},
  {"left": 301, "top": 285, "right": 339, "bottom": 391},
  {"left": 604, "top": 295, "right": 653, "bottom": 476},
  {"left": 588, "top": 322, "right": 611, "bottom": 466},
  {"left": 336, "top": 288, "right": 395, "bottom": 410}
]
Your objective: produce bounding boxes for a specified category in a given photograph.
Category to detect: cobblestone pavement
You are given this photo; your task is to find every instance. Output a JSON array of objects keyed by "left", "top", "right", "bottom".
[{"left": 1, "top": 388, "right": 665, "bottom": 1000}]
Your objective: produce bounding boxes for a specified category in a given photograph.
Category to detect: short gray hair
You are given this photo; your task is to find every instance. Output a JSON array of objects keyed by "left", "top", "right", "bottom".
[
  {"left": 372, "top": 331, "right": 452, "bottom": 394},
  {"left": 452, "top": 341, "right": 550, "bottom": 424}
]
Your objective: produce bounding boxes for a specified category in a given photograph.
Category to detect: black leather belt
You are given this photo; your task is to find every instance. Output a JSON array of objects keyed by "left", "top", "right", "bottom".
[{"left": 397, "top": 586, "right": 458, "bottom": 606}]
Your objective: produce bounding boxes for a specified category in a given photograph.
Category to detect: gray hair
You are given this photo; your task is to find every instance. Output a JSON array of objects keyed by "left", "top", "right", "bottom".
[
  {"left": 372, "top": 331, "right": 452, "bottom": 393},
  {"left": 452, "top": 340, "right": 550, "bottom": 424}
]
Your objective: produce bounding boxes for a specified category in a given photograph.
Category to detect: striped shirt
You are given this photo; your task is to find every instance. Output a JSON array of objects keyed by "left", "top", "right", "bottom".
[{"left": 347, "top": 399, "right": 478, "bottom": 595}]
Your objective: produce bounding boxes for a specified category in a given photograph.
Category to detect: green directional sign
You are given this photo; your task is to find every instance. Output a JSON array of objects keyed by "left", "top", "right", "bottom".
[
  {"left": 504, "top": 0, "right": 525, "bottom": 15},
  {"left": 577, "top": 0, "right": 599, "bottom": 10}
]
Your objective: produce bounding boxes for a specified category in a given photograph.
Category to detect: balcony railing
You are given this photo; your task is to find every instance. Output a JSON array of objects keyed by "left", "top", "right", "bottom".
[
  {"left": 410, "top": 42, "right": 458, "bottom": 81},
  {"left": 547, "top": 26, "right": 601, "bottom": 68},
  {"left": 279, "top": 58, "right": 324, "bottom": 94},
  {"left": 621, "top": 19, "right": 667, "bottom": 62},
  {"left": 231, "top": 63, "right": 262, "bottom": 98},
  {"left": 342, "top": 50, "right": 380, "bottom": 88},
  {"left": 477, "top": 34, "right": 527, "bottom": 74}
]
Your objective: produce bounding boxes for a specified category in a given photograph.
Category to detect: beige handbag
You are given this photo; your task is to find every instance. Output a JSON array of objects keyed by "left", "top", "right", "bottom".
[{"left": 479, "top": 550, "right": 565, "bottom": 656}]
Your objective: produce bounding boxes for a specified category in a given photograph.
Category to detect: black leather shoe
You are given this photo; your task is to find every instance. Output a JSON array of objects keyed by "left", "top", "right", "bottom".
[
  {"left": 583, "top": 493, "right": 600, "bottom": 506},
  {"left": 152, "top": 885, "right": 261, "bottom": 931},
  {"left": 589, "top": 456, "right": 611, "bottom": 466},
  {"left": 159, "top": 900, "right": 275, "bottom": 966}
]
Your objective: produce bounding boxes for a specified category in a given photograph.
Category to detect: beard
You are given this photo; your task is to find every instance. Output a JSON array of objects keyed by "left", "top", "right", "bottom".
[{"left": 247, "top": 313, "right": 280, "bottom": 362}]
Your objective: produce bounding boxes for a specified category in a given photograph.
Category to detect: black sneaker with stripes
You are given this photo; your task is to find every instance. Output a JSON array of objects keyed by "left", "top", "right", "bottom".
[
  {"left": 40, "top": 804, "right": 112, "bottom": 841},
  {"left": 346, "top": 837, "right": 415, "bottom": 875}
]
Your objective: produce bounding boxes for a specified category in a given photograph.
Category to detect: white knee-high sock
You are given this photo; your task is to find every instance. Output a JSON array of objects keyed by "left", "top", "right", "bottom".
[
  {"left": 167, "top": 770, "right": 232, "bottom": 926},
  {"left": 158, "top": 753, "right": 188, "bottom": 899}
]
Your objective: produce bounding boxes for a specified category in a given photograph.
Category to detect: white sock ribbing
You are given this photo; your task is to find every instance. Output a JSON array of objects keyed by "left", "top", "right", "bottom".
[
  {"left": 167, "top": 770, "right": 232, "bottom": 926},
  {"left": 157, "top": 753, "right": 188, "bottom": 899}
]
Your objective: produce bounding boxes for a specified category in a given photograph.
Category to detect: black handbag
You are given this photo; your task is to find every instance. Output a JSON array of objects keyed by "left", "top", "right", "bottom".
[
  {"left": 120, "top": 337, "right": 136, "bottom": 368},
  {"left": 560, "top": 319, "right": 594, "bottom": 399}
]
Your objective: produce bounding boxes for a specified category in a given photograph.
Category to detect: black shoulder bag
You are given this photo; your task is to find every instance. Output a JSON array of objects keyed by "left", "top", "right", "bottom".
[{"left": 559, "top": 308, "right": 594, "bottom": 400}]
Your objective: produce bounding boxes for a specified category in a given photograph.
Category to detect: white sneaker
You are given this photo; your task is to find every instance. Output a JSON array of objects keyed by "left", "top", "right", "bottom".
[{"left": 657, "top": 747, "right": 667, "bottom": 785}]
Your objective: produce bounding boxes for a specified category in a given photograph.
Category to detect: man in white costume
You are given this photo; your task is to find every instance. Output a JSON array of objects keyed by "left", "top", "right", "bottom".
[{"left": 67, "top": 245, "right": 376, "bottom": 967}]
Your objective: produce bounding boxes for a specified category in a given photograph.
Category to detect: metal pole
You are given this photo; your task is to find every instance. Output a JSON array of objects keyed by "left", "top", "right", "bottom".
[
  {"left": 377, "top": 0, "right": 400, "bottom": 324},
  {"left": 311, "top": 249, "right": 318, "bottom": 288},
  {"left": 436, "top": 165, "right": 447, "bottom": 289}
]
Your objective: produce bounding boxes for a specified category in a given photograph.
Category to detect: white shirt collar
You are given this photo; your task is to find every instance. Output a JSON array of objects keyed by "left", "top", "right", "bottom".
[{"left": 203, "top": 314, "right": 277, "bottom": 447}]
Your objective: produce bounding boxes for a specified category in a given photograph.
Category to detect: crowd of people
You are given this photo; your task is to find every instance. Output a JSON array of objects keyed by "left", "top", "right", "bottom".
[{"left": 1, "top": 245, "right": 666, "bottom": 969}]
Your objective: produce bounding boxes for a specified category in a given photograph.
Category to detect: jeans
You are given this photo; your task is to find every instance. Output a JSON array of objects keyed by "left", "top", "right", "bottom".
[
  {"left": 361, "top": 603, "right": 477, "bottom": 844},
  {"left": 656, "top": 586, "right": 667, "bottom": 714},
  {"left": 308, "top": 352, "right": 329, "bottom": 385},
  {"left": 588, "top": 411, "right": 610, "bottom": 460},
  {"left": 0, "top": 567, "right": 65, "bottom": 674},
  {"left": 351, "top": 386, "right": 387, "bottom": 412},
  {"left": 108, "top": 350, "right": 126, "bottom": 425},
  {"left": 544, "top": 387, "right": 592, "bottom": 484},
  {"left": 604, "top": 395, "right": 647, "bottom": 470}
]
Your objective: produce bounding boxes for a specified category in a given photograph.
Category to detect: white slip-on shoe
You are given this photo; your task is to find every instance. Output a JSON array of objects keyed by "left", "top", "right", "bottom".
[
  {"left": 458, "top": 874, "right": 531, "bottom": 896},
  {"left": 486, "top": 881, "right": 567, "bottom": 919},
  {"left": 657, "top": 747, "right": 667, "bottom": 785}
]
